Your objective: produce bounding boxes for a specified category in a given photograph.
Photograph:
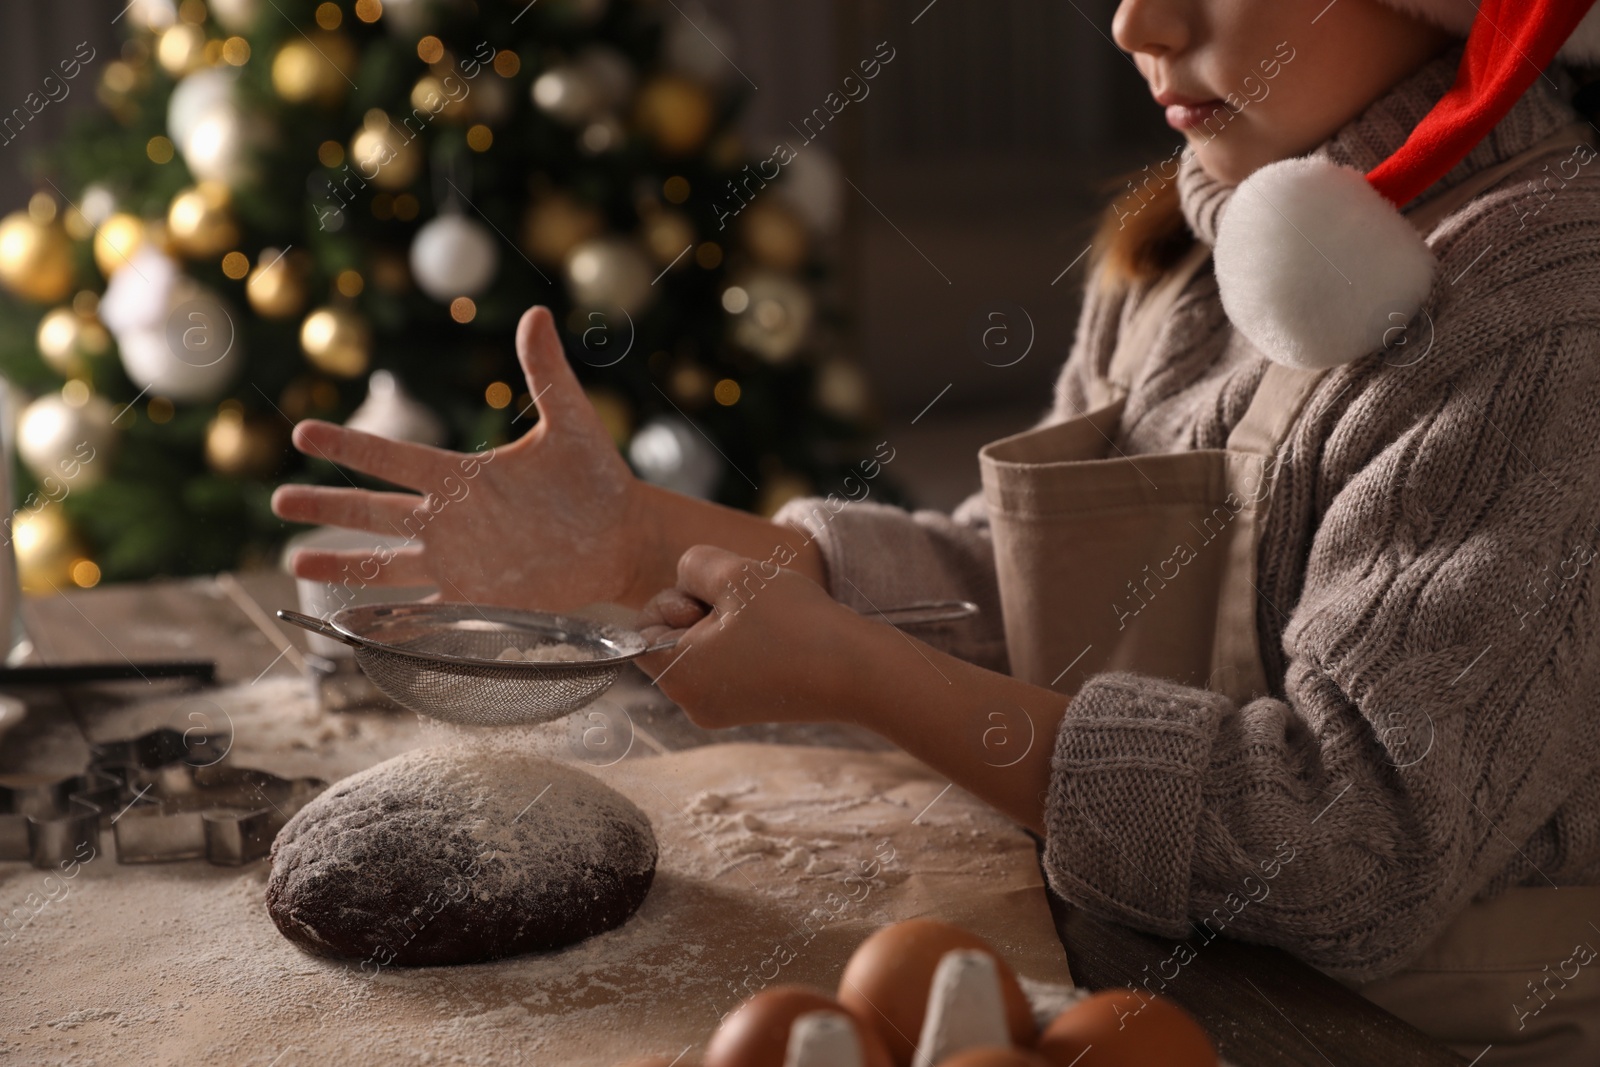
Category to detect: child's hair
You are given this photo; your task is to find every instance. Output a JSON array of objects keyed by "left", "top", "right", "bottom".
[
  {"left": 1090, "top": 170, "right": 1192, "bottom": 287},
  {"left": 1096, "top": 66, "right": 1600, "bottom": 288}
]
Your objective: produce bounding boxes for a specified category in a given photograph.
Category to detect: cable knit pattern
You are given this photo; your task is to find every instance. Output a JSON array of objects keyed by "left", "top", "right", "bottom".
[{"left": 774, "top": 53, "right": 1600, "bottom": 979}]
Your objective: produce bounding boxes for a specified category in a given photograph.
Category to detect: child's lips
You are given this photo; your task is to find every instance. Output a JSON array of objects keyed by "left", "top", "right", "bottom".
[{"left": 1163, "top": 99, "right": 1229, "bottom": 131}]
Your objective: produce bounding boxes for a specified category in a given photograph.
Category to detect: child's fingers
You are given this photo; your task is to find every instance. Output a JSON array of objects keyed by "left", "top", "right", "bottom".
[
  {"left": 643, "top": 588, "right": 712, "bottom": 631},
  {"left": 673, "top": 545, "right": 752, "bottom": 617}
]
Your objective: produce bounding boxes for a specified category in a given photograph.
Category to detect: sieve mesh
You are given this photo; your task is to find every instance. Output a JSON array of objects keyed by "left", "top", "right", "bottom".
[
  {"left": 283, "top": 603, "right": 648, "bottom": 726},
  {"left": 279, "top": 598, "right": 978, "bottom": 727}
]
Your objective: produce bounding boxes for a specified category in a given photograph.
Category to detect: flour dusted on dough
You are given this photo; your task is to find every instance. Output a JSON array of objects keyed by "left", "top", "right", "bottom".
[{"left": 266, "top": 743, "right": 657, "bottom": 965}]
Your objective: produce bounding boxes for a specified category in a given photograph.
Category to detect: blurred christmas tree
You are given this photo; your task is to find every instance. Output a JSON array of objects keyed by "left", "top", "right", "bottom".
[{"left": 0, "top": 0, "right": 883, "bottom": 592}]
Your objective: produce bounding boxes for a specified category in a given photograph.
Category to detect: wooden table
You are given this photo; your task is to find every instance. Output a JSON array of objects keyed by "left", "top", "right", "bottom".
[{"left": 9, "top": 572, "right": 1464, "bottom": 1067}]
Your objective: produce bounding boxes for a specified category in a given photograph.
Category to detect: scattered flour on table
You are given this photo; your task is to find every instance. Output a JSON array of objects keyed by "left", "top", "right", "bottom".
[{"left": 2, "top": 715, "right": 1065, "bottom": 1066}]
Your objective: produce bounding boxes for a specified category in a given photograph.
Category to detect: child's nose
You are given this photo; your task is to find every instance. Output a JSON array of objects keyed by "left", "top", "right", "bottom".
[{"left": 1112, "top": 0, "right": 1191, "bottom": 58}]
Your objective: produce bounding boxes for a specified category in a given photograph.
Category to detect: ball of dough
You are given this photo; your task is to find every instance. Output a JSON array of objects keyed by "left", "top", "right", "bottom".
[{"left": 266, "top": 746, "right": 656, "bottom": 967}]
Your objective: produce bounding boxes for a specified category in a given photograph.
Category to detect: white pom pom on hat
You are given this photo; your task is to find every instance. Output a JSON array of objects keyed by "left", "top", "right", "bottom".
[{"left": 1214, "top": 0, "right": 1600, "bottom": 369}]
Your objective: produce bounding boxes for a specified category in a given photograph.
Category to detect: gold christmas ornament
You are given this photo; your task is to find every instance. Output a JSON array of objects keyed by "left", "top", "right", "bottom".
[
  {"left": 167, "top": 182, "right": 239, "bottom": 258},
  {"left": 17, "top": 390, "right": 117, "bottom": 491},
  {"left": 349, "top": 111, "right": 423, "bottom": 191},
  {"left": 564, "top": 237, "right": 656, "bottom": 315},
  {"left": 728, "top": 271, "right": 814, "bottom": 363},
  {"left": 668, "top": 360, "right": 713, "bottom": 407},
  {"left": 300, "top": 305, "right": 371, "bottom": 377},
  {"left": 0, "top": 212, "right": 75, "bottom": 303},
  {"left": 205, "top": 407, "right": 288, "bottom": 477},
  {"left": 815, "top": 357, "right": 871, "bottom": 419},
  {"left": 271, "top": 32, "right": 357, "bottom": 106},
  {"left": 93, "top": 213, "right": 150, "bottom": 278},
  {"left": 157, "top": 23, "right": 209, "bottom": 77},
  {"left": 741, "top": 199, "right": 810, "bottom": 272},
  {"left": 642, "top": 210, "right": 696, "bottom": 267},
  {"left": 633, "top": 75, "right": 715, "bottom": 156},
  {"left": 12, "top": 505, "right": 88, "bottom": 596},
  {"left": 520, "top": 192, "right": 604, "bottom": 266},
  {"left": 36, "top": 307, "right": 111, "bottom": 379},
  {"left": 410, "top": 74, "right": 469, "bottom": 122},
  {"left": 246, "top": 248, "right": 308, "bottom": 318}
]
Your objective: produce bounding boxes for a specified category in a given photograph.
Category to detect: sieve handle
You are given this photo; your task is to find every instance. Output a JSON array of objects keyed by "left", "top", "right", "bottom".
[
  {"left": 636, "top": 599, "right": 977, "bottom": 656},
  {"left": 869, "top": 600, "right": 980, "bottom": 627},
  {"left": 276, "top": 609, "right": 364, "bottom": 649}
]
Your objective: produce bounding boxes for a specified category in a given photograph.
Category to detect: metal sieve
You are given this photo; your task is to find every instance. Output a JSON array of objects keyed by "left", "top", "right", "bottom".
[{"left": 277, "top": 599, "right": 977, "bottom": 726}]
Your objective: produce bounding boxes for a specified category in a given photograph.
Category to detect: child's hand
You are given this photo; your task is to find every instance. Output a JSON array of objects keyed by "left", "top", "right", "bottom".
[{"left": 636, "top": 545, "right": 872, "bottom": 729}]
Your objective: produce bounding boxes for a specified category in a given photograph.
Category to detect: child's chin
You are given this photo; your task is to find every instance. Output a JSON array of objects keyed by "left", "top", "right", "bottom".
[{"left": 1188, "top": 141, "right": 1265, "bottom": 187}]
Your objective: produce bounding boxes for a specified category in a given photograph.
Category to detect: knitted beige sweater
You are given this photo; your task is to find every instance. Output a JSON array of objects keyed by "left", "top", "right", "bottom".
[{"left": 774, "top": 52, "right": 1600, "bottom": 981}]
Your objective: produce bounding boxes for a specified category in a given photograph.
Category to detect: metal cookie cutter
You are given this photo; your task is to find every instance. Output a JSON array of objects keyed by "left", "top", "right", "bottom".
[
  {"left": 0, "top": 727, "right": 326, "bottom": 869},
  {"left": 0, "top": 771, "right": 120, "bottom": 869},
  {"left": 111, "top": 762, "right": 326, "bottom": 866}
]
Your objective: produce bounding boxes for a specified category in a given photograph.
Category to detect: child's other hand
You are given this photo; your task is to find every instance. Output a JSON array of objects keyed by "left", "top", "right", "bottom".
[{"left": 635, "top": 545, "right": 867, "bottom": 730}]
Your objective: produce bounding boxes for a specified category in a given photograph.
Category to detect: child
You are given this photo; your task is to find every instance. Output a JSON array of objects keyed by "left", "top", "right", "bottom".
[{"left": 274, "top": 0, "right": 1600, "bottom": 1058}]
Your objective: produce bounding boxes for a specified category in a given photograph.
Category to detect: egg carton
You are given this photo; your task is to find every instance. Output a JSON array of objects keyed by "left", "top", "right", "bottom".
[{"left": 0, "top": 726, "right": 326, "bottom": 869}]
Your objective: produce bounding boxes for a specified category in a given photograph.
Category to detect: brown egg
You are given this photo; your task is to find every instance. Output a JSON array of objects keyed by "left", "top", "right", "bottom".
[
  {"left": 939, "top": 1050, "right": 1053, "bottom": 1067},
  {"left": 838, "top": 920, "right": 1037, "bottom": 1067},
  {"left": 707, "top": 985, "right": 895, "bottom": 1067},
  {"left": 616, "top": 1059, "right": 699, "bottom": 1067},
  {"left": 1035, "top": 991, "right": 1216, "bottom": 1067}
]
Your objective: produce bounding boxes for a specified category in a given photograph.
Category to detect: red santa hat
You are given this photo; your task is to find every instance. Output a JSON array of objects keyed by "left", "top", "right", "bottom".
[{"left": 1213, "top": 0, "right": 1600, "bottom": 370}]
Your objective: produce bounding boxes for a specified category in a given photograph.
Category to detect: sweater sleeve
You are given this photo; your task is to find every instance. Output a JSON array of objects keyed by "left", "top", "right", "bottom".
[
  {"left": 1042, "top": 320, "right": 1600, "bottom": 981},
  {"left": 771, "top": 489, "right": 1010, "bottom": 673}
]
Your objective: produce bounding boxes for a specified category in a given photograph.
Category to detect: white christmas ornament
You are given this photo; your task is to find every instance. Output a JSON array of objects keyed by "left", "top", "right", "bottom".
[
  {"left": 531, "top": 47, "right": 634, "bottom": 124},
  {"left": 409, "top": 214, "right": 500, "bottom": 302},
  {"left": 101, "top": 247, "right": 240, "bottom": 402},
  {"left": 664, "top": 2, "right": 737, "bottom": 86},
  {"left": 17, "top": 392, "right": 117, "bottom": 490},
  {"left": 345, "top": 370, "right": 447, "bottom": 446},
  {"left": 1213, "top": 157, "right": 1434, "bottom": 370},
  {"left": 207, "top": 0, "right": 263, "bottom": 31},
  {"left": 79, "top": 184, "right": 117, "bottom": 228},
  {"left": 128, "top": 0, "right": 176, "bottom": 29},
  {"left": 168, "top": 69, "right": 238, "bottom": 148},
  {"left": 779, "top": 148, "right": 845, "bottom": 235},
  {"left": 380, "top": 0, "right": 453, "bottom": 36},
  {"left": 628, "top": 417, "right": 721, "bottom": 498},
  {"left": 565, "top": 237, "right": 655, "bottom": 315},
  {"left": 183, "top": 101, "right": 255, "bottom": 186}
]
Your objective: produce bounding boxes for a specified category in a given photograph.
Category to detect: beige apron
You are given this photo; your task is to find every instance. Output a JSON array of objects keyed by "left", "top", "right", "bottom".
[{"left": 979, "top": 126, "right": 1600, "bottom": 1063}]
